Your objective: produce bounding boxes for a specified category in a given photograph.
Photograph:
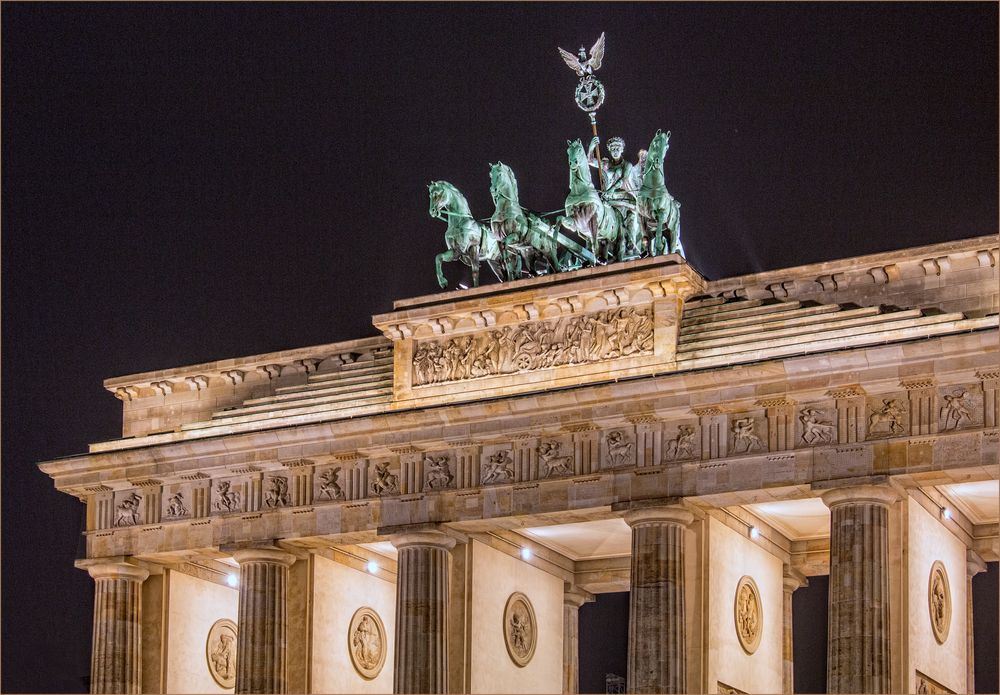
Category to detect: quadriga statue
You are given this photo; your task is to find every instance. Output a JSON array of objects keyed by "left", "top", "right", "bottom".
[
  {"left": 427, "top": 180, "right": 504, "bottom": 289},
  {"left": 636, "top": 129, "right": 683, "bottom": 256}
]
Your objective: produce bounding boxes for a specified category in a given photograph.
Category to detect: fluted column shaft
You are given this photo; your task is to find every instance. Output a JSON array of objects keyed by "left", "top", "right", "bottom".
[
  {"left": 624, "top": 506, "right": 694, "bottom": 695},
  {"left": 782, "top": 571, "right": 806, "bottom": 694},
  {"left": 392, "top": 531, "right": 456, "bottom": 694},
  {"left": 563, "top": 589, "right": 590, "bottom": 694},
  {"left": 88, "top": 563, "right": 149, "bottom": 694},
  {"left": 233, "top": 548, "right": 296, "bottom": 695},
  {"left": 822, "top": 486, "right": 897, "bottom": 694}
]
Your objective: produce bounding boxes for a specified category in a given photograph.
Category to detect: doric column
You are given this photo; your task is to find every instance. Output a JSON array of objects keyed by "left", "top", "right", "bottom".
[
  {"left": 624, "top": 505, "right": 694, "bottom": 694},
  {"left": 821, "top": 485, "right": 898, "bottom": 694},
  {"left": 782, "top": 567, "right": 807, "bottom": 694},
  {"left": 232, "top": 547, "right": 296, "bottom": 694},
  {"left": 967, "top": 550, "right": 987, "bottom": 694},
  {"left": 563, "top": 587, "right": 593, "bottom": 694},
  {"left": 88, "top": 562, "right": 149, "bottom": 694},
  {"left": 391, "top": 530, "right": 456, "bottom": 694}
]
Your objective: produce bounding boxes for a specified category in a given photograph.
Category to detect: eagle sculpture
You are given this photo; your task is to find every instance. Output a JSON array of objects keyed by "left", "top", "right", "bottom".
[{"left": 557, "top": 33, "right": 606, "bottom": 77}]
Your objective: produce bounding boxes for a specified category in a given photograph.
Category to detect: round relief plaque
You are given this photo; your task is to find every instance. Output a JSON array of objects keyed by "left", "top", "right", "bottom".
[
  {"left": 348, "top": 607, "right": 387, "bottom": 680},
  {"left": 928, "top": 560, "right": 951, "bottom": 644},
  {"left": 503, "top": 592, "right": 537, "bottom": 667},
  {"left": 734, "top": 576, "right": 763, "bottom": 654},
  {"left": 206, "top": 618, "right": 238, "bottom": 689}
]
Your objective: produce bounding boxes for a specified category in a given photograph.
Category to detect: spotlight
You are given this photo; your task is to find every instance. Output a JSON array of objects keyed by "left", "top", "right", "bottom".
[
  {"left": 520, "top": 547, "right": 533, "bottom": 561},
  {"left": 226, "top": 574, "right": 239, "bottom": 588},
  {"left": 749, "top": 526, "right": 761, "bottom": 540},
  {"left": 367, "top": 560, "right": 379, "bottom": 574},
  {"left": 941, "top": 507, "right": 953, "bottom": 521}
]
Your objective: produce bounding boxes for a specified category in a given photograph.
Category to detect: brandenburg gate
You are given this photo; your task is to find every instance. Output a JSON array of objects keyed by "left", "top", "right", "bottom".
[{"left": 40, "top": 234, "right": 998, "bottom": 694}]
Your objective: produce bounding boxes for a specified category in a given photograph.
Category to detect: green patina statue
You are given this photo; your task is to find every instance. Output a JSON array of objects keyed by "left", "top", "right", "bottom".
[
  {"left": 637, "top": 130, "right": 682, "bottom": 256},
  {"left": 428, "top": 181, "right": 503, "bottom": 289},
  {"left": 561, "top": 138, "right": 620, "bottom": 263}
]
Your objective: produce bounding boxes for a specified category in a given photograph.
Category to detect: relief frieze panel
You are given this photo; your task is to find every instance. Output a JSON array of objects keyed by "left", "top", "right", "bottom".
[
  {"left": 113, "top": 490, "right": 143, "bottom": 527},
  {"left": 537, "top": 437, "right": 575, "bottom": 479},
  {"left": 796, "top": 405, "right": 837, "bottom": 447},
  {"left": 729, "top": 414, "right": 766, "bottom": 455},
  {"left": 938, "top": 384, "right": 983, "bottom": 431},
  {"left": 663, "top": 421, "right": 699, "bottom": 462},
  {"left": 865, "top": 394, "right": 908, "bottom": 439},
  {"left": 481, "top": 448, "right": 516, "bottom": 485},
  {"left": 411, "top": 306, "right": 654, "bottom": 386},
  {"left": 602, "top": 428, "right": 636, "bottom": 469}
]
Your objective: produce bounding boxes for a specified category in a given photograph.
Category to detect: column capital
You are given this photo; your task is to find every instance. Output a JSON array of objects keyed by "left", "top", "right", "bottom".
[
  {"left": 783, "top": 567, "right": 808, "bottom": 593},
  {"left": 967, "top": 549, "right": 987, "bottom": 578},
  {"left": 87, "top": 562, "right": 149, "bottom": 583},
  {"left": 232, "top": 547, "right": 296, "bottom": 567},
  {"left": 564, "top": 586, "right": 594, "bottom": 609},
  {"left": 820, "top": 483, "right": 899, "bottom": 509},
  {"left": 624, "top": 505, "right": 694, "bottom": 528},
  {"left": 390, "top": 529, "right": 457, "bottom": 551}
]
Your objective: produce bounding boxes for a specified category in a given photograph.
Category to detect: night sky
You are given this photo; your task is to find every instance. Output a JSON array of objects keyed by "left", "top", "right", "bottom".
[{"left": 3, "top": 4, "right": 997, "bottom": 693}]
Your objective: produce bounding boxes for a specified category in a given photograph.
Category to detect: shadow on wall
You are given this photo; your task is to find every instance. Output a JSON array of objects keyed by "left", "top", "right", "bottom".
[
  {"left": 579, "top": 592, "right": 629, "bottom": 693},
  {"left": 973, "top": 562, "right": 998, "bottom": 694},
  {"left": 793, "top": 575, "right": 828, "bottom": 693}
]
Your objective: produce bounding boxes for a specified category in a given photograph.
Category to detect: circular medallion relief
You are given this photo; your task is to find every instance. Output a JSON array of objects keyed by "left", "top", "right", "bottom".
[
  {"left": 503, "top": 592, "right": 537, "bottom": 667},
  {"left": 734, "top": 576, "right": 763, "bottom": 654},
  {"left": 206, "top": 618, "right": 238, "bottom": 689},
  {"left": 928, "top": 561, "right": 951, "bottom": 644},
  {"left": 348, "top": 607, "right": 387, "bottom": 680}
]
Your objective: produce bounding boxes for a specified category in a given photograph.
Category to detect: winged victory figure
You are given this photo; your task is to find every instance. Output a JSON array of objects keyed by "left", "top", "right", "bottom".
[{"left": 558, "top": 32, "right": 606, "bottom": 77}]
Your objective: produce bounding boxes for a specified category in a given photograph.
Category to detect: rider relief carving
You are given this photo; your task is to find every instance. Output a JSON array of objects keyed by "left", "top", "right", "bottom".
[
  {"left": 423, "top": 455, "right": 455, "bottom": 491},
  {"left": 605, "top": 429, "right": 634, "bottom": 467},
  {"left": 866, "top": 397, "right": 907, "bottom": 438},
  {"left": 538, "top": 440, "right": 575, "bottom": 478},
  {"left": 664, "top": 424, "right": 697, "bottom": 461},
  {"left": 411, "top": 306, "right": 653, "bottom": 386},
  {"left": 114, "top": 492, "right": 142, "bottom": 527},
  {"left": 370, "top": 462, "right": 399, "bottom": 497},
  {"left": 264, "top": 476, "right": 290, "bottom": 508},
  {"left": 481, "top": 449, "right": 515, "bottom": 485}
]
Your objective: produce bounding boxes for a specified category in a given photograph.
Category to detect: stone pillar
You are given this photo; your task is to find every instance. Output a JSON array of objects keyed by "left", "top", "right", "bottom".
[
  {"left": 392, "top": 531, "right": 456, "bottom": 694},
  {"left": 782, "top": 568, "right": 807, "bottom": 695},
  {"left": 563, "top": 587, "right": 592, "bottom": 694},
  {"left": 821, "top": 485, "right": 898, "bottom": 694},
  {"left": 624, "top": 505, "right": 694, "bottom": 694},
  {"left": 967, "top": 550, "right": 987, "bottom": 694},
  {"left": 88, "top": 562, "right": 149, "bottom": 694},
  {"left": 233, "top": 547, "right": 296, "bottom": 694}
]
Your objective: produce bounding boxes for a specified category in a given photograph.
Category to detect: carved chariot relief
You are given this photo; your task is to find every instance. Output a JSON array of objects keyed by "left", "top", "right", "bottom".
[
  {"left": 411, "top": 306, "right": 654, "bottom": 386},
  {"left": 731, "top": 417, "right": 764, "bottom": 454},
  {"left": 113, "top": 491, "right": 143, "bottom": 527},
  {"left": 734, "top": 576, "right": 763, "bottom": 654},
  {"left": 503, "top": 592, "right": 537, "bottom": 667},
  {"left": 370, "top": 462, "right": 400, "bottom": 497},
  {"left": 482, "top": 449, "right": 515, "bottom": 485},
  {"left": 538, "top": 440, "right": 574, "bottom": 478},
  {"left": 348, "top": 607, "right": 387, "bottom": 680},
  {"left": 206, "top": 618, "right": 238, "bottom": 689},
  {"left": 664, "top": 423, "right": 698, "bottom": 461},
  {"left": 423, "top": 455, "right": 455, "bottom": 491},
  {"left": 928, "top": 560, "right": 951, "bottom": 644},
  {"left": 604, "top": 429, "right": 635, "bottom": 468},
  {"left": 798, "top": 407, "right": 835, "bottom": 445},
  {"left": 866, "top": 397, "right": 907, "bottom": 438}
]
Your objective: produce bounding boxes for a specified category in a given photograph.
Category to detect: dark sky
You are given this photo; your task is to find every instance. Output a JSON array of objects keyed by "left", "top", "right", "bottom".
[{"left": 2, "top": 3, "right": 997, "bottom": 693}]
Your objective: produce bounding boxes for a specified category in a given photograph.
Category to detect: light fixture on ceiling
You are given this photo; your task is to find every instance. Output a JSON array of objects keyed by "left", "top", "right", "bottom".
[
  {"left": 226, "top": 573, "right": 239, "bottom": 588},
  {"left": 520, "top": 547, "right": 533, "bottom": 561},
  {"left": 367, "top": 560, "right": 380, "bottom": 574}
]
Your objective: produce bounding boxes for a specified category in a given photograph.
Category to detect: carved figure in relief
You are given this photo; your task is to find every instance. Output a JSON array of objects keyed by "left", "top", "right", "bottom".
[
  {"left": 424, "top": 456, "right": 454, "bottom": 490},
  {"left": 318, "top": 467, "right": 345, "bottom": 500},
  {"left": 868, "top": 398, "right": 906, "bottom": 435},
  {"left": 799, "top": 408, "right": 835, "bottom": 444},
  {"left": 482, "top": 450, "right": 515, "bottom": 484},
  {"left": 371, "top": 462, "right": 399, "bottom": 496},
  {"left": 930, "top": 570, "right": 947, "bottom": 634},
  {"left": 606, "top": 430, "right": 633, "bottom": 466},
  {"left": 665, "top": 425, "right": 696, "bottom": 461},
  {"left": 940, "top": 390, "right": 972, "bottom": 430},
  {"left": 264, "top": 476, "right": 290, "bottom": 508},
  {"left": 538, "top": 441, "right": 574, "bottom": 477},
  {"left": 736, "top": 583, "right": 760, "bottom": 644},
  {"left": 209, "top": 632, "right": 235, "bottom": 681},
  {"left": 732, "top": 417, "right": 763, "bottom": 453},
  {"left": 214, "top": 481, "right": 241, "bottom": 512},
  {"left": 351, "top": 614, "right": 383, "bottom": 671},
  {"left": 165, "top": 491, "right": 189, "bottom": 517},
  {"left": 114, "top": 492, "right": 142, "bottom": 527},
  {"left": 411, "top": 306, "right": 654, "bottom": 386}
]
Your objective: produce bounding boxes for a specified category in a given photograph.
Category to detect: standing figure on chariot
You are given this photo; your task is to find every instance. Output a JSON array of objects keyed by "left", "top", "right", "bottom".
[{"left": 587, "top": 136, "right": 643, "bottom": 260}]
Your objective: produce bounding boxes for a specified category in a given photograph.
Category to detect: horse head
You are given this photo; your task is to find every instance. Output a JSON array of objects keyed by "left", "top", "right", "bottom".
[
  {"left": 566, "top": 139, "right": 594, "bottom": 190},
  {"left": 489, "top": 162, "right": 518, "bottom": 204},
  {"left": 647, "top": 130, "right": 671, "bottom": 164}
]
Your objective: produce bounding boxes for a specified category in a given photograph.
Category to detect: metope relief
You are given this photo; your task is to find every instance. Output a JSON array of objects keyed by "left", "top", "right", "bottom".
[
  {"left": 264, "top": 476, "right": 290, "bottom": 508},
  {"left": 939, "top": 386, "right": 982, "bottom": 431},
  {"left": 348, "top": 607, "right": 387, "bottom": 680},
  {"left": 114, "top": 491, "right": 143, "bottom": 527},
  {"left": 317, "top": 467, "right": 346, "bottom": 500},
  {"left": 164, "top": 490, "right": 189, "bottom": 518},
  {"left": 481, "top": 449, "right": 515, "bottom": 485},
  {"left": 411, "top": 306, "right": 654, "bottom": 386},
  {"left": 928, "top": 560, "right": 951, "bottom": 644},
  {"left": 370, "top": 462, "right": 400, "bottom": 497},
  {"left": 423, "top": 455, "right": 455, "bottom": 491},
  {"left": 734, "top": 576, "right": 762, "bottom": 654},
  {"left": 731, "top": 417, "right": 764, "bottom": 454},
  {"left": 503, "top": 592, "right": 537, "bottom": 667},
  {"left": 206, "top": 618, "right": 238, "bottom": 689},
  {"left": 866, "top": 396, "right": 907, "bottom": 439},
  {"left": 798, "top": 407, "right": 835, "bottom": 445},
  {"left": 538, "top": 440, "right": 574, "bottom": 478},
  {"left": 214, "top": 481, "right": 242, "bottom": 513},
  {"left": 604, "top": 429, "right": 635, "bottom": 468},
  {"left": 664, "top": 423, "right": 698, "bottom": 461}
]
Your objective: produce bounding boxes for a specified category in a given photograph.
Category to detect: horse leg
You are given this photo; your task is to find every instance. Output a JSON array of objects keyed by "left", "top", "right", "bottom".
[
  {"left": 653, "top": 216, "right": 664, "bottom": 256},
  {"left": 669, "top": 214, "right": 681, "bottom": 255},
  {"left": 436, "top": 250, "right": 457, "bottom": 288}
]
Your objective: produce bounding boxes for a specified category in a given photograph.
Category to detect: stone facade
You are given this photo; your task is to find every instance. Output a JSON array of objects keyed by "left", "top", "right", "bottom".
[{"left": 40, "top": 236, "right": 999, "bottom": 694}]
